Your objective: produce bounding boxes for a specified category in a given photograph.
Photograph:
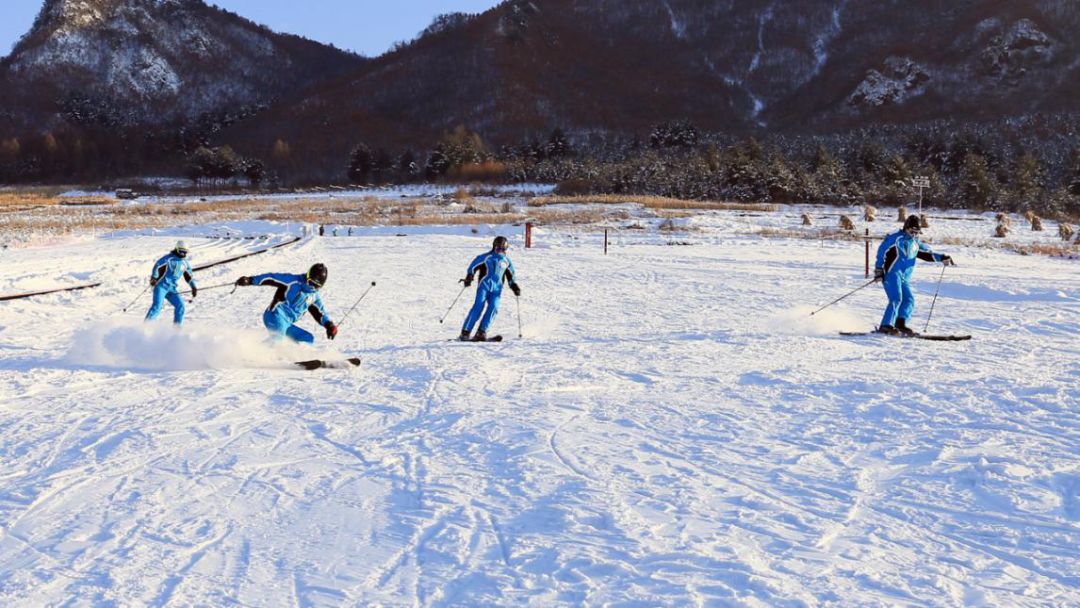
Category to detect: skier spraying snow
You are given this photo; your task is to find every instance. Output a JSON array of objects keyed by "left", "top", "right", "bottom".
[
  {"left": 873, "top": 215, "right": 955, "bottom": 336},
  {"left": 458, "top": 236, "right": 521, "bottom": 342},
  {"left": 234, "top": 263, "right": 338, "bottom": 344},
  {"left": 145, "top": 241, "right": 197, "bottom": 325}
]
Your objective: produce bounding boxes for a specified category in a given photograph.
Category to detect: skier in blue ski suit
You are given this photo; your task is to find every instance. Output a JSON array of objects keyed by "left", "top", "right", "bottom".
[
  {"left": 459, "top": 236, "right": 520, "bottom": 341},
  {"left": 235, "top": 263, "right": 338, "bottom": 344},
  {"left": 145, "top": 241, "right": 197, "bottom": 325},
  {"left": 874, "top": 215, "right": 954, "bottom": 335}
]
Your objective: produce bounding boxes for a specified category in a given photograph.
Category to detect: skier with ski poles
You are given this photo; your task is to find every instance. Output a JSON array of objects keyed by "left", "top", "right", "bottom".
[
  {"left": 873, "top": 215, "right": 955, "bottom": 336},
  {"left": 234, "top": 263, "right": 338, "bottom": 344},
  {"left": 145, "top": 240, "right": 197, "bottom": 325},
  {"left": 458, "top": 236, "right": 521, "bottom": 342}
]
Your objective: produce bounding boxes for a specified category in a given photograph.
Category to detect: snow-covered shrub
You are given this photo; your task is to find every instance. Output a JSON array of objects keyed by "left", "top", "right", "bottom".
[
  {"left": 802, "top": 213, "right": 812, "bottom": 226},
  {"left": 995, "top": 222, "right": 1009, "bottom": 238},
  {"left": 864, "top": 205, "right": 877, "bottom": 221},
  {"left": 1031, "top": 216, "right": 1044, "bottom": 231},
  {"left": 898, "top": 206, "right": 908, "bottom": 222},
  {"left": 839, "top": 215, "right": 855, "bottom": 230}
]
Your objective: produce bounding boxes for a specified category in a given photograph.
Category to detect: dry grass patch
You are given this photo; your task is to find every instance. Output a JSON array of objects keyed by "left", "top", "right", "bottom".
[
  {"left": 757, "top": 227, "right": 863, "bottom": 242},
  {"left": 527, "top": 194, "right": 777, "bottom": 212}
]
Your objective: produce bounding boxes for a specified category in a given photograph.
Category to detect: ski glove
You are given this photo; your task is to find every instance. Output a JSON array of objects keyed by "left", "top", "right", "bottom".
[
  {"left": 509, "top": 282, "right": 521, "bottom": 297},
  {"left": 191, "top": 285, "right": 198, "bottom": 298},
  {"left": 325, "top": 322, "right": 338, "bottom": 340},
  {"left": 236, "top": 276, "right": 253, "bottom": 286},
  {"left": 942, "top": 255, "right": 956, "bottom": 266},
  {"left": 149, "top": 277, "right": 159, "bottom": 287},
  {"left": 873, "top": 268, "right": 884, "bottom": 282},
  {"left": 460, "top": 276, "right": 473, "bottom": 287}
]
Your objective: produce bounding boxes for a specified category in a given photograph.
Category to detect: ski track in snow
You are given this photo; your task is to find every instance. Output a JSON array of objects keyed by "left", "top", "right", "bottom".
[{"left": 0, "top": 217, "right": 1077, "bottom": 606}]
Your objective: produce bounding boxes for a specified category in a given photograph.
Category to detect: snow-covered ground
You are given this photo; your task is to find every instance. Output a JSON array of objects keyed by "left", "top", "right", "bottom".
[{"left": 0, "top": 214, "right": 1077, "bottom": 606}]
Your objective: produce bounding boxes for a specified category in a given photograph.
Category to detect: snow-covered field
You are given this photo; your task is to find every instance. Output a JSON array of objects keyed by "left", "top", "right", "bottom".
[{"left": 0, "top": 213, "right": 1077, "bottom": 606}]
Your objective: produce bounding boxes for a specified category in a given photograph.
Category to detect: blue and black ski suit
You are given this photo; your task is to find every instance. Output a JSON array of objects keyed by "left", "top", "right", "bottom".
[
  {"left": 462, "top": 250, "right": 516, "bottom": 335},
  {"left": 875, "top": 230, "right": 947, "bottom": 328},
  {"left": 249, "top": 273, "right": 333, "bottom": 343},
  {"left": 146, "top": 252, "right": 196, "bottom": 325}
]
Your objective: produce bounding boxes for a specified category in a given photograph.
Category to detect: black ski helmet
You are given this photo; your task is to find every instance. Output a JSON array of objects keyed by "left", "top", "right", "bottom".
[
  {"left": 903, "top": 215, "right": 921, "bottom": 234},
  {"left": 306, "top": 263, "right": 328, "bottom": 289},
  {"left": 492, "top": 236, "right": 509, "bottom": 251}
]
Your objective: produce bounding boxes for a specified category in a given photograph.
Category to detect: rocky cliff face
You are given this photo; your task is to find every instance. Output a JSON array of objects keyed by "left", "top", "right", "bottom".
[
  {"left": 1, "top": 0, "right": 1076, "bottom": 179},
  {"left": 230, "top": 0, "right": 1077, "bottom": 157},
  {"left": 0, "top": 0, "right": 362, "bottom": 129}
]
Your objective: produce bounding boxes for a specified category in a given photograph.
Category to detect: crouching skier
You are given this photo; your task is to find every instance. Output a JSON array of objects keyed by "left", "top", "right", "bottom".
[
  {"left": 458, "top": 236, "right": 521, "bottom": 342},
  {"left": 234, "top": 263, "right": 338, "bottom": 344},
  {"left": 874, "top": 215, "right": 955, "bottom": 336},
  {"left": 146, "top": 240, "right": 196, "bottom": 325}
]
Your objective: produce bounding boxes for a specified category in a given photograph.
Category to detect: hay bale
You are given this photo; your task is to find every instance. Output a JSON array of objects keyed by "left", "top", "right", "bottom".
[
  {"left": 897, "top": 206, "right": 908, "bottom": 222},
  {"left": 994, "top": 222, "right": 1009, "bottom": 238},
  {"left": 919, "top": 214, "right": 929, "bottom": 228},
  {"left": 864, "top": 205, "right": 877, "bottom": 222},
  {"left": 839, "top": 215, "right": 855, "bottom": 231},
  {"left": 1059, "top": 223, "right": 1074, "bottom": 241},
  {"left": 801, "top": 213, "right": 813, "bottom": 226},
  {"left": 1031, "top": 216, "right": 1043, "bottom": 231}
]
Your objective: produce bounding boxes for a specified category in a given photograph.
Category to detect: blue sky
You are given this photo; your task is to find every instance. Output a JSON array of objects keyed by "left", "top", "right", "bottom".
[{"left": 0, "top": 0, "right": 502, "bottom": 58}]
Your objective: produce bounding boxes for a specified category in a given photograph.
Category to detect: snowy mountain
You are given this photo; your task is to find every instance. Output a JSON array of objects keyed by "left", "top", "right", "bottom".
[
  {"left": 1, "top": 0, "right": 1076, "bottom": 182},
  {"left": 0, "top": 0, "right": 362, "bottom": 129},
  {"left": 234, "top": 0, "right": 1079, "bottom": 154}
]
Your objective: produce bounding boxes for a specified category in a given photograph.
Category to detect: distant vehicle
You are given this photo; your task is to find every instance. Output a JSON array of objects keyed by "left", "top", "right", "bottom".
[{"left": 115, "top": 189, "right": 138, "bottom": 200}]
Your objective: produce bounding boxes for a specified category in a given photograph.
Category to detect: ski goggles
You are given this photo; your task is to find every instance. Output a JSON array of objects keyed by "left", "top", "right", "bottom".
[
  {"left": 174, "top": 247, "right": 188, "bottom": 258},
  {"left": 495, "top": 244, "right": 510, "bottom": 253},
  {"left": 306, "top": 274, "right": 324, "bottom": 289}
]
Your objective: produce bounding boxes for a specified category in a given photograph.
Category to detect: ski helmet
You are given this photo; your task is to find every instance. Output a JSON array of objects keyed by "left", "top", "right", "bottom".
[
  {"left": 306, "top": 263, "right": 328, "bottom": 289},
  {"left": 173, "top": 240, "right": 188, "bottom": 258},
  {"left": 492, "top": 236, "right": 509, "bottom": 252},
  {"left": 903, "top": 215, "right": 921, "bottom": 234}
]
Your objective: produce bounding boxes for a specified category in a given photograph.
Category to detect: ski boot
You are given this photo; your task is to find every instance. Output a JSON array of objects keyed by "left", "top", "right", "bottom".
[
  {"left": 876, "top": 325, "right": 899, "bottom": 336},
  {"left": 458, "top": 330, "right": 472, "bottom": 342},
  {"left": 896, "top": 318, "right": 918, "bottom": 337},
  {"left": 471, "top": 330, "right": 488, "bottom": 342}
]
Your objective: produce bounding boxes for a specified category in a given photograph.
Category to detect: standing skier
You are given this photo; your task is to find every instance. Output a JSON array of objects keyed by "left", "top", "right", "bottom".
[
  {"left": 874, "top": 215, "right": 954, "bottom": 335},
  {"left": 459, "top": 236, "right": 521, "bottom": 341},
  {"left": 145, "top": 240, "right": 197, "bottom": 325},
  {"left": 234, "top": 263, "right": 338, "bottom": 344}
]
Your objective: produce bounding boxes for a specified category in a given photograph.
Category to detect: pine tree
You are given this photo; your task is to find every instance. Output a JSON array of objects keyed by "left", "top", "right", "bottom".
[
  {"left": 546, "top": 128, "right": 572, "bottom": 158},
  {"left": 348, "top": 144, "right": 373, "bottom": 184},
  {"left": 1068, "top": 148, "right": 1080, "bottom": 197},
  {"left": 1011, "top": 152, "right": 1044, "bottom": 211},
  {"left": 956, "top": 153, "right": 995, "bottom": 209}
]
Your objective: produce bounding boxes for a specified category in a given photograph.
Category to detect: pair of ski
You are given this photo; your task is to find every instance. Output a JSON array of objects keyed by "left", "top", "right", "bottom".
[
  {"left": 294, "top": 334, "right": 505, "bottom": 370},
  {"left": 839, "top": 331, "right": 971, "bottom": 341},
  {"left": 451, "top": 335, "right": 505, "bottom": 343}
]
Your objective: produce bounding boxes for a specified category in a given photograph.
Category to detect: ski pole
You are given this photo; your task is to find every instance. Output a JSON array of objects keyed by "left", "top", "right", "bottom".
[
  {"left": 923, "top": 264, "right": 948, "bottom": 333},
  {"left": 516, "top": 294, "right": 523, "bottom": 339},
  {"left": 809, "top": 279, "right": 876, "bottom": 317},
  {"left": 439, "top": 283, "right": 469, "bottom": 324},
  {"left": 177, "top": 282, "right": 238, "bottom": 296},
  {"left": 122, "top": 284, "right": 151, "bottom": 313},
  {"left": 338, "top": 281, "right": 377, "bottom": 328}
]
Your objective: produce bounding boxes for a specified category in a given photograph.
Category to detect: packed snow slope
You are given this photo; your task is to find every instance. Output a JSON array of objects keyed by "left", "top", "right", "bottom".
[{"left": 0, "top": 224, "right": 1077, "bottom": 606}]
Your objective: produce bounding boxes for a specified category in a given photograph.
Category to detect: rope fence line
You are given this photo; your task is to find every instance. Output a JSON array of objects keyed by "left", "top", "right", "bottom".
[{"left": 0, "top": 236, "right": 303, "bottom": 303}]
